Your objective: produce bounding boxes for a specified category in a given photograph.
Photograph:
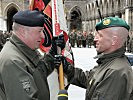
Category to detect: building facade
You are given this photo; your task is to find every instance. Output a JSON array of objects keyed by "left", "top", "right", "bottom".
[
  {"left": 0, "top": 0, "right": 133, "bottom": 33},
  {"left": 64, "top": 0, "right": 133, "bottom": 32},
  {"left": 0, "top": 0, "right": 29, "bottom": 32}
]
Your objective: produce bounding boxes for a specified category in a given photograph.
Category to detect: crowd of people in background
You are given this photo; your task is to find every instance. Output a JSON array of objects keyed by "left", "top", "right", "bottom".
[
  {"left": 0, "top": 30, "right": 133, "bottom": 54},
  {"left": 69, "top": 30, "right": 95, "bottom": 48}
]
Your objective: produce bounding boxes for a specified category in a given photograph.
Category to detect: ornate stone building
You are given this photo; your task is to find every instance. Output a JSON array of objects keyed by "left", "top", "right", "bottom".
[
  {"left": 0, "top": 0, "right": 29, "bottom": 32},
  {"left": 0, "top": 0, "right": 133, "bottom": 33},
  {"left": 64, "top": 0, "right": 133, "bottom": 32}
]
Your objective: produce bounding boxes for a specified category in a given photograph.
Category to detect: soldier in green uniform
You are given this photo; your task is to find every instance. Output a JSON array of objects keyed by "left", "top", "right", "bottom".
[
  {"left": 57, "top": 17, "right": 133, "bottom": 99},
  {"left": 69, "top": 30, "right": 76, "bottom": 47},
  {"left": 0, "top": 10, "right": 65, "bottom": 100},
  {"left": 87, "top": 32, "right": 94, "bottom": 48}
]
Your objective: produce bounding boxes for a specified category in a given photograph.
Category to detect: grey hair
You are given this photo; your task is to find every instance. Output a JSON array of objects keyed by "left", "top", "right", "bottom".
[
  {"left": 12, "top": 22, "right": 30, "bottom": 34},
  {"left": 12, "top": 22, "right": 21, "bottom": 33}
]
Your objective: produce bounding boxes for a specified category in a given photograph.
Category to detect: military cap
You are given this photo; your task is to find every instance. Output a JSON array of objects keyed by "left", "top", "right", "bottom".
[
  {"left": 13, "top": 10, "right": 45, "bottom": 27},
  {"left": 95, "top": 17, "right": 130, "bottom": 31}
]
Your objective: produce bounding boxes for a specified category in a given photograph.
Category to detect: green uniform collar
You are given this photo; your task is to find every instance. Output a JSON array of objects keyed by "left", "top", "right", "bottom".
[{"left": 96, "top": 47, "right": 126, "bottom": 64}]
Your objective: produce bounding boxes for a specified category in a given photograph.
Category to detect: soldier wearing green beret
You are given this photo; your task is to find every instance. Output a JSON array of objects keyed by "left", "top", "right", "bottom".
[
  {"left": 55, "top": 17, "right": 133, "bottom": 100},
  {"left": 0, "top": 10, "right": 65, "bottom": 100}
]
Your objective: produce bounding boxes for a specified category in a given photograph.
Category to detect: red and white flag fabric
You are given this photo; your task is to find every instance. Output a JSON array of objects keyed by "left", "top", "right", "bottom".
[{"left": 52, "top": 0, "right": 74, "bottom": 65}]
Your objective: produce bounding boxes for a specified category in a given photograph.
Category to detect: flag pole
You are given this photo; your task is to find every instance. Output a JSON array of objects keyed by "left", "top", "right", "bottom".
[
  {"left": 57, "top": 48, "right": 65, "bottom": 90},
  {"left": 52, "top": 0, "right": 68, "bottom": 98},
  {"left": 53, "top": 0, "right": 65, "bottom": 89}
]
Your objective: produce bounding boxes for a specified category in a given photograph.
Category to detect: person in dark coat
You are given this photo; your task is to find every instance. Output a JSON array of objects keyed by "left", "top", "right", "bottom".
[
  {"left": 87, "top": 32, "right": 94, "bottom": 48},
  {"left": 82, "top": 31, "right": 88, "bottom": 48},
  {"left": 76, "top": 31, "right": 82, "bottom": 48},
  {"left": 57, "top": 17, "right": 133, "bottom": 99},
  {"left": 69, "top": 30, "right": 76, "bottom": 47},
  {"left": 0, "top": 10, "right": 65, "bottom": 100}
]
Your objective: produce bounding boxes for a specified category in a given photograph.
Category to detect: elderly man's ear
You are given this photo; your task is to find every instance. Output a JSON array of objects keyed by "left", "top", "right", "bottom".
[{"left": 112, "top": 36, "right": 118, "bottom": 46}]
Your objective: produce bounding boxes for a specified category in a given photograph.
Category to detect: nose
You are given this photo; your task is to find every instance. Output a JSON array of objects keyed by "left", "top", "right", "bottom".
[
  {"left": 41, "top": 31, "right": 45, "bottom": 39},
  {"left": 94, "top": 34, "right": 98, "bottom": 42}
]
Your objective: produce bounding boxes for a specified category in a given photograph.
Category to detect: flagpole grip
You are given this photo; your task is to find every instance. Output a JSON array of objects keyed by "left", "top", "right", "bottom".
[
  {"left": 57, "top": 46, "right": 65, "bottom": 90},
  {"left": 59, "top": 63, "right": 64, "bottom": 89}
]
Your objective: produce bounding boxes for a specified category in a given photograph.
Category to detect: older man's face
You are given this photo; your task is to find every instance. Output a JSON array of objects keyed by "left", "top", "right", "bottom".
[
  {"left": 24, "top": 27, "right": 44, "bottom": 50},
  {"left": 94, "top": 29, "right": 113, "bottom": 53}
]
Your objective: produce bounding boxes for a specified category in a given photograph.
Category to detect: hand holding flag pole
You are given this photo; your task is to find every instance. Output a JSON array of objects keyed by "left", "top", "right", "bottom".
[
  {"left": 53, "top": 0, "right": 65, "bottom": 90},
  {"left": 56, "top": 46, "right": 68, "bottom": 100}
]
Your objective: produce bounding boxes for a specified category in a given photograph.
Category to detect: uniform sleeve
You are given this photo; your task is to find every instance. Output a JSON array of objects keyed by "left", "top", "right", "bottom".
[
  {"left": 64, "top": 64, "right": 98, "bottom": 89},
  {"left": 64, "top": 64, "right": 88, "bottom": 89},
  {"left": 90, "top": 69, "right": 127, "bottom": 100},
  {"left": 43, "top": 54, "right": 55, "bottom": 76},
  {"left": 1, "top": 59, "right": 39, "bottom": 100}
]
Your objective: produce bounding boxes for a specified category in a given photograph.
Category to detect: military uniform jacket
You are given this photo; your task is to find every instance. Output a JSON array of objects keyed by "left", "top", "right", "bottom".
[
  {"left": 0, "top": 34, "right": 55, "bottom": 100},
  {"left": 65, "top": 47, "right": 133, "bottom": 100}
]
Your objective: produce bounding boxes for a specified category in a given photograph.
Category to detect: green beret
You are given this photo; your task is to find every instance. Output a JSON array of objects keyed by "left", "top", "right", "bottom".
[
  {"left": 13, "top": 10, "right": 45, "bottom": 27},
  {"left": 95, "top": 17, "right": 130, "bottom": 31}
]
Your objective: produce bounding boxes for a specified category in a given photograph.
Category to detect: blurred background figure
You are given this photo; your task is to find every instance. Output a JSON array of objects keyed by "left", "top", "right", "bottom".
[
  {"left": 69, "top": 30, "right": 77, "bottom": 47},
  {"left": 76, "top": 31, "right": 82, "bottom": 48},
  {"left": 82, "top": 31, "right": 88, "bottom": 48},
  {"left": 87, "top": 31, "right": 94, "bottom": 48}
]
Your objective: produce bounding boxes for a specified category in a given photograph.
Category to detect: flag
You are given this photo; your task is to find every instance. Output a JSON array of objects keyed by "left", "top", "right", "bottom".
[
  {"left": 29, "top": 0, "right": 74, "bottom": 99},
  {"left": 52, "top": 0, "right": 74, "bottom": 65},
  {"left": 52, "top": 0, "right": 75, "bottom": 92}
]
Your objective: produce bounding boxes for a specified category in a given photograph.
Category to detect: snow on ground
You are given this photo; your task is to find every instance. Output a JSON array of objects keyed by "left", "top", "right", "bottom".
[
  {"left": 72, "top": 47, "right": 97, "bottom": 71},
  {"left": 68, "top": 47, "right": 97, "bottom": 100}
]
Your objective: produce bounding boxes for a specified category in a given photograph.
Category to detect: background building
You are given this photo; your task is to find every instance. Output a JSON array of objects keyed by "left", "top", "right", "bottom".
[
  {"left": 0, "top": 0, "right": 29, "bottom": 33},
  {"left": 0, "top": 0, "right": 133, "bottom": 33},
  {"left": 65, "top": 0, "right": 133, "bottom": 33}
]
